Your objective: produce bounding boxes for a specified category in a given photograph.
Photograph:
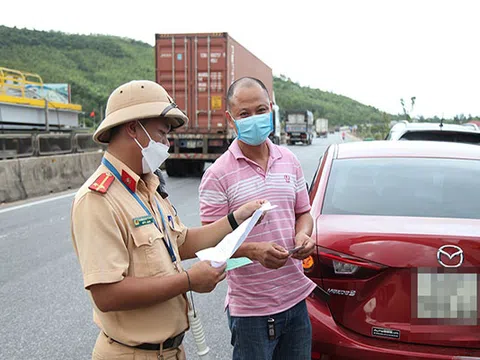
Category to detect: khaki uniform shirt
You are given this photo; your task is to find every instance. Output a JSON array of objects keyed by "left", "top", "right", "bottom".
[{"left": 71, "top": 152, "right": 189, "bottom": 346}]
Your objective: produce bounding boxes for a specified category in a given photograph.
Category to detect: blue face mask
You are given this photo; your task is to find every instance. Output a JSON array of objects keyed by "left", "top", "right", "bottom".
[{"left": 232, "top": 112, "right": 273, "bottom": 146}]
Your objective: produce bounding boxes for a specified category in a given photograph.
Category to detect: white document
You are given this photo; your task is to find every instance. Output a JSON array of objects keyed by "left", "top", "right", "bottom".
[{"left": 196, "top": 202, "right": 277, "bottom": 265}]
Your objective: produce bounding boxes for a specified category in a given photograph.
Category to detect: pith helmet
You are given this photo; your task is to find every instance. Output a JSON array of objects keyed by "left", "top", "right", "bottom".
[{"left": 93, "top": 80, "right": 188, "bottom": 144}]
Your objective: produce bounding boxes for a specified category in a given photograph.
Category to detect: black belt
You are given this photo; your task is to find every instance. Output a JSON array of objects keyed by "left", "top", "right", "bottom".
[{"left": 104, "top": 331, "right": 185, "bottom": 351}]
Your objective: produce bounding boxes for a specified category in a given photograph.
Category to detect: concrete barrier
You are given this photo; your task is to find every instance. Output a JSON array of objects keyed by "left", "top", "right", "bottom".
[
  {"left": 0, "top": 159, "right": 27, "bottom": 203},
  {"left": 0, "top": 151, "right": 104, "bottom": 204},
  {"left": 20, "top": 154, "right": 83, "bottom": 198},
  {"left": 79, "top": 151, "right": 104, "bottom": 180}
]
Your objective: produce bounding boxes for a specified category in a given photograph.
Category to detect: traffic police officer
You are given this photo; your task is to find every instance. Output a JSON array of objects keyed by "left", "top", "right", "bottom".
[{"left": 70, "top": 80, "right": 264, "bottom": 360}]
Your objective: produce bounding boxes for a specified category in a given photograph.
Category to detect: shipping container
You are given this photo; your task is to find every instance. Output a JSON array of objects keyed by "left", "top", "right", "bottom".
[{"left": 155, "top": 32, "right": 274, "bottom": 176}]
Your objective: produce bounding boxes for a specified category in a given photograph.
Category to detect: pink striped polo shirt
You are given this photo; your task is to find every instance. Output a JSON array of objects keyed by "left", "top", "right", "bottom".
[{"left": 199, "top": 139, "right": 316, "bottom": 317}]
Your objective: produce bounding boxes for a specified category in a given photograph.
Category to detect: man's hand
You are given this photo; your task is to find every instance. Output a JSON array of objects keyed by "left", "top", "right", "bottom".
[
  {"left": 233, "top": 199, "right": 267, "bottom": 224},
  {"left": 252, "top": 242, "right": 289, "bottom": 269},
  {"left": 187, "top": 261, "right": 227, "bottom": 293},
  {"left": 291, "top": 232, "right": 315, "bottom": 260}
]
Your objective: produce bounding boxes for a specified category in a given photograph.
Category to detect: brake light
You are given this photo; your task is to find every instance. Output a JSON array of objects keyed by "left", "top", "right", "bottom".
[
  {"left": 319, "top": 251, "right": 384, "bottom": 272},
  {"left": 307, "top": 246, "right": 387, "bottom": 280},
  {"left": 333, "top": 259, "right": 360, "bottom": 275}
]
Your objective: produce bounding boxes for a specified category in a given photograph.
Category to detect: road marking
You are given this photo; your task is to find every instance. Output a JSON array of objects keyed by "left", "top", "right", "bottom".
[{"left": 0, "top": 192, "right": 76, "bottom": 214}]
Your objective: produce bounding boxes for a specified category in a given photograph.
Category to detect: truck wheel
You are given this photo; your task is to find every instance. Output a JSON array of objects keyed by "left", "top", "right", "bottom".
[
  {"left": 189, "top": 160, "right": 205, "bottom": 177},
  {"left": 165, "top": 159, "right": 184, "bottom": 177}
]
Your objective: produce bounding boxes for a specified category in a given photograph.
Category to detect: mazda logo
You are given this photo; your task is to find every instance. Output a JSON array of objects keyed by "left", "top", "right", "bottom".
[{"left": 437, "top": 245, "right": 464, "bottom": 268}]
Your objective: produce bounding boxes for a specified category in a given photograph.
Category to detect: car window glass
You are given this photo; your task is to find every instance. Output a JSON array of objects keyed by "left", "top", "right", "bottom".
[
  {"left": 322, "top": 158, "right": 480, "bottom": 219},
  {"left": 400, "top": 131, "right": 480, "bottom": 144}
]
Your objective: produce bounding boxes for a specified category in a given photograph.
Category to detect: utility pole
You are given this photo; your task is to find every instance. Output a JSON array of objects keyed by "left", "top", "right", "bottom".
[{"left": 44, "top": 98, "right": 49, "bottom": 132}]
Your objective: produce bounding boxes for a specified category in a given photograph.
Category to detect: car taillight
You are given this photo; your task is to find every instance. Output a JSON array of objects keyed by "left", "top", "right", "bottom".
[
  {"left": 333, "top": 258, "right": 360, "bottom": 275},
  {"left": 304, "top": 246, "right": 387, "bottom": 280},
  {"left": 302, "top": 256, "right": 315, "bottom": 272}
]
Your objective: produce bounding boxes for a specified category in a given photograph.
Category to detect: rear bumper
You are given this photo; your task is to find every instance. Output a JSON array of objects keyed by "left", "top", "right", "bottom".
[
  {"left": 168, "top": 153, "right": 219, "bottom": 160},
  {"left": 307, "top": 297, "right": 480, "bottom": 360},
  {"left": 167, "top": 133, "right": 230, "bottom": 160},
  {"left": 287, "top": 134, "right": 308, "bottom": 141}
]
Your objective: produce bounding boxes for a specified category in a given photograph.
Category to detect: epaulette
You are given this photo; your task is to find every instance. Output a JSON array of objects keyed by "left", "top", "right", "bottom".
[{"left": 89, "top": 172, "right": 115, "bottom": 194}]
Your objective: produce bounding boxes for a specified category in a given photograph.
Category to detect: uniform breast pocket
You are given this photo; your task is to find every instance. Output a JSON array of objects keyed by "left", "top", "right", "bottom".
[
  {"left": 131, "top": 225, "right": 168, "bottom": 277},
  {"left": 166, "top": 214, "right": 186, "bottom": 245}
]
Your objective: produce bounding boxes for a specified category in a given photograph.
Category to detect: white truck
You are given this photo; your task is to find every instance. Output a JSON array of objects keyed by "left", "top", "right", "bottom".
[
  {"left": 268, "top": 103, "right": 281, "bottom": 145},
  {"left": 315, "top": 118, "right": 328, "bottom": 138},
  {"left": 285, "top": 110, "right": 314, "bottom": 145}
]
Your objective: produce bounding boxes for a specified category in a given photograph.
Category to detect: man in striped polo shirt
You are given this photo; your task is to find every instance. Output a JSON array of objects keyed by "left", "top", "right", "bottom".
[{"left": 199, "top": 77, "right": 316, "bottom": 359}]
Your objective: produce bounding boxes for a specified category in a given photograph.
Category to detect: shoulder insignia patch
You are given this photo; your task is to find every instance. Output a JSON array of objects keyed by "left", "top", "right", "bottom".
[{"left": 89, "top": 172, "right": 115, "bottom": 194}]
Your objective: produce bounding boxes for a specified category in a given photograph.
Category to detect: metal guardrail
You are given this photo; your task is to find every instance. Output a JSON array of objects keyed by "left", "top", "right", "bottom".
[
  {"left": 0, "top": 132, "right": 104, "bottom": 159},
  {"left": 0, "top": 134, "right": 35, "bottom": 159},
  {"left": 75, "top": 133, "right": 104, "bottom": 153},
  {"left": 38, "top": 133, "right": 72, "bottom": 156},
  {"left": 0, "top": 67, "right": 44, "bottom": 99}
]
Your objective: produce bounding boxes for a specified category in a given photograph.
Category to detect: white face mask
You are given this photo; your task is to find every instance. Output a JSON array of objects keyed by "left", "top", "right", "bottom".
[{"left": 134, "top": 122, "right": 170, "bottom": 174}]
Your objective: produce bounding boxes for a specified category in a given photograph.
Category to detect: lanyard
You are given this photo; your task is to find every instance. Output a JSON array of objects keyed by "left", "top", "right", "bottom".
[{"left": 101, "top": 158, "right": 177, "bottom": 264}]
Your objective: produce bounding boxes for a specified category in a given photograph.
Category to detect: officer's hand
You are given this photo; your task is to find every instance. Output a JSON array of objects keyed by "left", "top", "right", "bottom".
[
  {"left": 233, "top": 199, "right": 267, "bottom": 224},
  {"left": 188, "top": 260, "right": 227, "bottom": 293},
  {"left": 291, "top": 232, "right": 315, "bottom": 260},
  {"left": 254, "top": 242, "right": 289, "bottom": 269}
]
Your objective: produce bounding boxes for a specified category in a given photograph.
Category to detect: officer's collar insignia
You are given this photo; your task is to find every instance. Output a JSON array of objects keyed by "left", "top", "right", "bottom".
[{"left": 121, "top": 170, "right": 137, "bottom": 193}]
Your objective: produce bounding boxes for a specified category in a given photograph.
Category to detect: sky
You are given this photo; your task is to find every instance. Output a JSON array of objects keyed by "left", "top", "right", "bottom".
[{"left": 2, "top": 0, "right": 479, "bottom": 118}]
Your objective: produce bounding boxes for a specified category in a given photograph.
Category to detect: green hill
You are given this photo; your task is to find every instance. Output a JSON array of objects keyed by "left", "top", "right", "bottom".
[
  {"left": 273, "top": 75, "right": 396, "bottom": 127},
  {"left": 0, "top": 25, "right": 154, "bottom": 126},
  {"left": 1, "top": 25, "right": 395, "bottom": 129}
]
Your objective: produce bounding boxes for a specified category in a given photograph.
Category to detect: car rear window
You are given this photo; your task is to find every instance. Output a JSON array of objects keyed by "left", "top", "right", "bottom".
[
  {"left": 322, "top": 158, "right": 480, "bottom": 219},
  {"left": 400, "top": 130, "right": 480, "bottom": 144}
]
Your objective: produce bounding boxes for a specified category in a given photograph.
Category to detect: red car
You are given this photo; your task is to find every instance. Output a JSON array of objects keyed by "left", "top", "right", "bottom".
[{"left": 305, "top": 140, "right": 480, "bottom": 359}]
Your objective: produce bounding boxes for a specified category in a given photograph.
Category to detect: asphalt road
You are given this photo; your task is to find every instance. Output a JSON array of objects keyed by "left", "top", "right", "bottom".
[{"left": 0, "top": 133, "right": 348, "bottom": 360}]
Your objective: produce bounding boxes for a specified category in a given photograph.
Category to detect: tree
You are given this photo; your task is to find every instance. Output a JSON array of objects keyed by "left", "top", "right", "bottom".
[{"left": 400, "top": 96, "right": 416, "bottom": 121}]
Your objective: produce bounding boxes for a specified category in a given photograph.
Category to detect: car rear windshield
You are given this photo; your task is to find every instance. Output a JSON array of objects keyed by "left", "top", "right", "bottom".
[
  {"left": 400, "top": 130, "right": 480, "bottom": 144},
  {"left": 322, "top": 158, "right": 480, "bottom": 219}
]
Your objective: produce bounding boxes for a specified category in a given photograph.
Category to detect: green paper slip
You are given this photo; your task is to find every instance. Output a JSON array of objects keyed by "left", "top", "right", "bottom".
[{"left": 226, "top": 257, "right": 253, "bottom": 271}]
